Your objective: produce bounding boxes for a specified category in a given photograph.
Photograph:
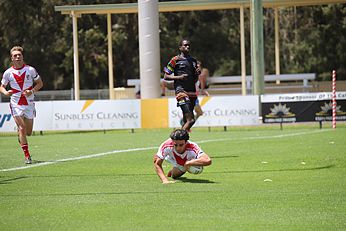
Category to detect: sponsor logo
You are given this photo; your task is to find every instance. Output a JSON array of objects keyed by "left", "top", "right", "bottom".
[
  {"left": 54, "top": 100, "right": 139, "bottom": 121},
  {"left": 0, "top": 114, "right": 12, "bottom": 128},
  {"left": 315, "top": 101, "right": 346, "bottom": 121},
  {"left": 264, "top": 103, "right": 296, "bottom": 123}
]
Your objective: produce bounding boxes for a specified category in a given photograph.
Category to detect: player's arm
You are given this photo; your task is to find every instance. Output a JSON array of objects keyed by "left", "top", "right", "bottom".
[
  {"left": 195, "top": 63, "right": 201, "bottom": 76},
  {"left": 33, "top": 78, "right": 43, "bottom": 93},
  {"left": 163, "top": 58, "right": 187, "bottom": 81},
  {"left": 153, "top": 155, "right": 175, "bottom": 184},
  {"left": 164, "top": 72, "right": 187, "bottom": 81},
  {"left": 198, "top": 69, "right": 209, "bottom": 96},
  {"left": 0, "top": 83, "right": 13, "bottom": 96},
  {"left": 24, "top": 78, "right": 43, "bottom": 96},
  {"left": 184, "top": 153, "right": 212, "bottom": 168}
]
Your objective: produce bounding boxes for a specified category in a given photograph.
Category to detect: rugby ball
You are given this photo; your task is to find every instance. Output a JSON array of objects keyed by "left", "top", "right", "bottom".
[{"left": 187, "top": 165, "right": 203, "bottom": 174}]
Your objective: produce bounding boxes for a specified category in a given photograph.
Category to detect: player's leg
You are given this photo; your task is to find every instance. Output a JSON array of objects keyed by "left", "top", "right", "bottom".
[
  {"left": 168, "top": 167, "right": 186, "bottom": 179},
  {"left": 13, "top": 115, "right": 31, "bottom": 163},
  {"left": 161, "top": 81, "right": 166, "bottom": 96},
  {"left": 13, "top": 115, "right": 28, "bottom": 145},
  {"left": 176, "top": 92, "right": 195, "bottom": 131},
  {"left": 12, "top": 105, "right": 35, "bottom": 164},
  {"left": 22, "top": 105, "right": 36, "bottom": 163},
  {"left": 24, "top": 117, "right": 34, "bottom": 136},
  {"left": 164, "top": 155, "right": 186, "bottom": 179},
  {"left": 194, "top": 104, "right": 203, "bottom": 121},
  {"left": 181, "top": 111, "right": 195, "bottom": 131},
  {"left": 182, "top": 97, "right": 197, "bottom": 130},
  {"left": 180, "top": 115, "right": 186, "bottom": 126}
]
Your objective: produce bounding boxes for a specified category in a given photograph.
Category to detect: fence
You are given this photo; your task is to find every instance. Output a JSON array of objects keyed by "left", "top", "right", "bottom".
[{"left": 0, "top": 88, "right": 135, "bottom": 102}]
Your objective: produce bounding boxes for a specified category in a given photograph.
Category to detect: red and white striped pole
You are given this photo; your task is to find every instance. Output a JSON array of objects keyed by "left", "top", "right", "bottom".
[{"left": 332, "top": 70, "right": 336, "bottom": 129}]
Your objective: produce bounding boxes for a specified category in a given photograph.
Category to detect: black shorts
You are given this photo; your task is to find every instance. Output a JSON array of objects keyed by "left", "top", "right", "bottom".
[{"left": 177, "top": 96, "right": 196, "bottom": 114}]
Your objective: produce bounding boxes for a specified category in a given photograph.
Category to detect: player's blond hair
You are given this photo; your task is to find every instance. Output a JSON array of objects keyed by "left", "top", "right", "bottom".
[{"left": 10, "top": 46, "right": 24, "bottom": 56}]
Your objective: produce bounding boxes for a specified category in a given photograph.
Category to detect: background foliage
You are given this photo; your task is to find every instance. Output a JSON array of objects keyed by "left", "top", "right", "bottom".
[{"left": 0, "top": 0, "right": 345, "bottom": 90}]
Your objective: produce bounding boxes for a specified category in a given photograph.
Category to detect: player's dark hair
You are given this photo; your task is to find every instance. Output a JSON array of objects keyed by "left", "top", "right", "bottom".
[
  {"left": 179, "top": 39, "right": 190, "bottom": 47},
  {"left": 170, "top": 129, "right": 189, "bottom": 141}
]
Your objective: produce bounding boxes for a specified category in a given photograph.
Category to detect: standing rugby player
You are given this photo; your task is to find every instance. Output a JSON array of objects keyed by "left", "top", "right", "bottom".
[
  {"left": 163, "top": 39, "right": 201, "bottom": 131},
  {"left": 0, "top": 46, "right": 43, "bottom": 164}
]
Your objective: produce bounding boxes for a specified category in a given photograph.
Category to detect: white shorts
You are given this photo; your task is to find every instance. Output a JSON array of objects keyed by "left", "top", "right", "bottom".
[
  {"left": 10, "top": 103, "right": 36, "bottom": 119},
  {"left": 163, "top": 80, "right": 174, "bottom": 90},
  {"left": 164, "top": 155, "right": 186, "bottom": 172}
]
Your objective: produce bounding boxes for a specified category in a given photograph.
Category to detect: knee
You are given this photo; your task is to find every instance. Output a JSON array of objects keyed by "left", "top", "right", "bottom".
[
  {"left": 172, "top": 172, "right": 185, "bottom": 179},
  {"left": 187, "top": 117, "right": 195, "bottom": 125},
  {"left": 195, "top": 111, "right": 203, "bottom": 117},
  {"left": 17, "top": 126, "right": 26, "bottom": 134}
]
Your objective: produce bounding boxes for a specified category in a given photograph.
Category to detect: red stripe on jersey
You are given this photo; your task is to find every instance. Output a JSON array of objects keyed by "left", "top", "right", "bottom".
[
  {"left": 11, "top": 89, "right": 21, "bottom": 94},
  {"left": 17, "top": 94, "right": 28, "bottom": 105},
  {"left": 160, "top": 140, "right": 174, "bottom": 152},
  {"left": 173, "top": 152, "right": 187, "bottom": 166},
  {"left": 12, "top": 72, "right": 26, "bottom": 90},
  {"left": 169, "top": 56, "right": 179, "bottom": 67},
  {"left": 185, "top": 143, "right": 200, "bottom": 157},
  {"left": 11, "top": 71, "right": 33, "bottom": 106}
]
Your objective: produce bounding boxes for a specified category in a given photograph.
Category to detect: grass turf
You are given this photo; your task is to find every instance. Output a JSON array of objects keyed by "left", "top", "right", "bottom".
[{"left": 0, "top": 123, "right": 345, "bottom": 230}]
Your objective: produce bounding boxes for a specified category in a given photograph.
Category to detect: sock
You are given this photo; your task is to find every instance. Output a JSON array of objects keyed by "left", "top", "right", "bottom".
[{"left": 21, "top": 144, "right": 31, "bottom": 158}]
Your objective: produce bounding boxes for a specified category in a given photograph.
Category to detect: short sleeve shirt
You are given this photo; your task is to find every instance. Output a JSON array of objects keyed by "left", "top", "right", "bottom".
[
  {"left": 163, "top": 55, "right": 199, "bottom": 93},
  {"left": 156, "top": 139, "right": 204, "bottom": 166},
  {"left": 1, "top": 65, "right": 40, "bottom": 106}
]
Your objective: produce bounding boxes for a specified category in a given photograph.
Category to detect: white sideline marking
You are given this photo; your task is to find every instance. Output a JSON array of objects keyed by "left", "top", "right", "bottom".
[
  {"left": 0, "top": 147, "right": 156, "bottom": 172},
  {"left": 0, "top": 129, "right": 328, "bottom": 172}
]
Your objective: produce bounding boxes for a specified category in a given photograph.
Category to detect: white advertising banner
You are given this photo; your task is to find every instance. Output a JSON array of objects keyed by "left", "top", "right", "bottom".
[
  {"left": 0, "top": 103, "right": 16, "bottom": 132},
  {"left": 50, "top": 100, "right": 141, "bottom": 130},
  {"left": 261, "top": 91, "right": 346, "bottom": 103},
  {"left": 168, "top": 96, "right": 259, "bottom": 127},
  {"left": 35, "top": 101, "right": 54, "bottom": 131},
  {"left": 0, "top": 100, "right": 141, "bottom": 132},
  {"left": 1, "top": 96, "right": 259, "bottom": 132},
  {"left": 0, "top": 102, "right": 51, "bottom": 132}
]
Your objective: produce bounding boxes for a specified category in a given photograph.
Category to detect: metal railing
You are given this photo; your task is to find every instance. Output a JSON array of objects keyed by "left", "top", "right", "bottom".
[{"left": 0, "top": 89, "right": 117, "bottom": 102}]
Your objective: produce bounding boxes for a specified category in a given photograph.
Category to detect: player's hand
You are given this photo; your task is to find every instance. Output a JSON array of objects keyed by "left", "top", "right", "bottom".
[
  {"left": 163, "top": 181, "right": 175, "bottom": 184},
  {"left": 179, "top": 74, "right": 188, "bottom": 79},
  {"left": 23, "top": 89, "right": 34, "bottom": 96},
  {"left": 200, "top": 89, "right": 209, "bottom": 96},
  {"left": 162, "top": 180, "right": 176, "bottom": 184},
  {"left": 5, "top": 90, "right": 13, "bottom": 96},
  {"left": 196, "top": 68, "right": 201, "bottom": 76},
  {"left": 184, "top": 161, "right": 192, "bottom": 170}
]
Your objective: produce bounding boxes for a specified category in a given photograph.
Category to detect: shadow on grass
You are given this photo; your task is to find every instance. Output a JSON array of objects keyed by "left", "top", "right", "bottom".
[
  {"left": 177, "top": 177, "right": 216, "bottom": 184},
  {"left": 32, "top": 160, "right": 46, "bottom": 164},
  {"left": 0, "top": 188, "right": 218, "bottom": 197},
  {"left": 0, "top": 176, "right": 28, "bottom": 184},
  {"left": 211, "top": 164, "right": 335, "bottom": 174},
  {"left": 211, "top": 155, "right": 239, "bottom": 159}
]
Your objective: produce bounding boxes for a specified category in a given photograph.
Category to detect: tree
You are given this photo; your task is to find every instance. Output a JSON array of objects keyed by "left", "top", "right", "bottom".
[{"left": 0, "top": 1, "right": 345, "bottom": 92}]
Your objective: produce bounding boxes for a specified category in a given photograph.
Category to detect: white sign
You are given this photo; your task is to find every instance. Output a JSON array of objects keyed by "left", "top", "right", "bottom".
[
  {"left": 0, "top": 100, "right": 141, "bottom": 132},
  {"left": 0, "top": 103, "right": 16, "bottom": 132},
  {"left": 35, "top": 102, "right": 54, "bottom": 130},
  {"left": 261, "top": 91, "right": 346, "bottom": 103},
  {"left": 51, "top": 100, "right": 141, "bottom": 130},
  {"left": 168, "top": 96, "right": 259, "bottom": 127}
]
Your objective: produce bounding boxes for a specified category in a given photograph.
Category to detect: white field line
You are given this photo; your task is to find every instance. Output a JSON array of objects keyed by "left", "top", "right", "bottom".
[{"left": 0, "top": 129, "right": 329, "bottom": 172}]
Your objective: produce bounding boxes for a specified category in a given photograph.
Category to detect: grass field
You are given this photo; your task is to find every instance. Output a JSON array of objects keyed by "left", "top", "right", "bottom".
[{"left": 0, "top": 123, "right": 345, "bottom": 231}]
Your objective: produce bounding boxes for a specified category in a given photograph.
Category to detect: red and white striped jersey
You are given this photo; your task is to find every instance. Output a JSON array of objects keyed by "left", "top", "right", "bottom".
[
  {"left": 156, "top": 138, "right": 204, "bottom": 166},
  {"left": 1, "top": 65, "right": 40, "bottom": 106}
]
